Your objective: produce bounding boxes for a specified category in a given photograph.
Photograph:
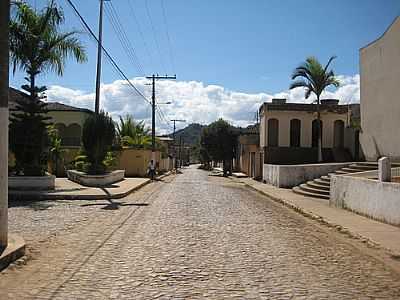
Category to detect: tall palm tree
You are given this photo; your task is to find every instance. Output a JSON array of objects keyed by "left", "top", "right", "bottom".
[
  {"left": 9, "top": 0, "right": 87, "bottom": 97},
  {"left": 9, "top": 1, "right": 87, "bottom": 175},
  {"left": 289, "top": 56, "right": 340, "bottom": 162}
]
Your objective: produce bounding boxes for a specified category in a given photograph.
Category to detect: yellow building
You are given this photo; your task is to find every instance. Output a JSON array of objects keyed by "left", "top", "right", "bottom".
[
  {"left": 9, "top": 87, "right": 92, "bottom": 147},
  {"left": 259, "top": 98, "right": 360, "bottom": 164}
]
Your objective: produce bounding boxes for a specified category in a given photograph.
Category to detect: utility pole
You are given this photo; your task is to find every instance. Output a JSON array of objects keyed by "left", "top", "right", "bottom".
[
  {"left": 178, "top": 136, "right": 182, "bottom": 168},
  {"left": 95, "top": 0, "right": 109, "bottom": 114},
  {"left": 171, "top": 119, "right": 185, "bottom": 169},
  {"left": 0, "top": 0, "right": 9, "bottom": 249},
  {"left": 146, "top": 74, "right": 176, "bottom": 162}
]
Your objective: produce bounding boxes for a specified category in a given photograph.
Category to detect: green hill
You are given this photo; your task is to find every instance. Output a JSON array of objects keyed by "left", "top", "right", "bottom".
[{"left": 168, "top": 123, "right": 205, "bottom": 146}]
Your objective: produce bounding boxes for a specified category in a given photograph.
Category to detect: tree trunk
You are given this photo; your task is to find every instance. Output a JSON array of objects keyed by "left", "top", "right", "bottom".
[
  {"left": 317, "top": 96, "right": 323, "bottom": 163},
  {"left": 223, "top": 160, "right": 228, "bottom": 177},
  {"left": 0, "top": 0, "right": 10, "bottom": 249}
]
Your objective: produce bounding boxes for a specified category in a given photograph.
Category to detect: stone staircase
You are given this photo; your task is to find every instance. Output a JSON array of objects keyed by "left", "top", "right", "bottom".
[{"left": 292, "top": 162, "right": 379, "bottom": 200}]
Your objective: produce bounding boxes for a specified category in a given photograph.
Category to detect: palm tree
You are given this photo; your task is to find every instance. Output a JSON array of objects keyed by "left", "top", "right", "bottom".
[
  {"left": 117, "top": 115, "right": 152, "bottom": 147},
  {"left": 9, "top": 0, "right": 87, "bottom": 97},
  {"left": 9, "top": 1, "right": 87, "bottom": 175},
  {"left": 289, "top": 56, "right": 340, "bottom": 162}
]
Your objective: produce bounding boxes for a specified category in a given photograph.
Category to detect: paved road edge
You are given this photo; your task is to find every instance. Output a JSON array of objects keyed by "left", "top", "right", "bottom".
[{"left": 235, "top": 178, "right": 400, "bottom": 258}]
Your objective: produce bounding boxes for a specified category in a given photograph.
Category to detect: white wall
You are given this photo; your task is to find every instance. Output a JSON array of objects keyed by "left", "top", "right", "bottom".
[
  {"left": 263, "top": 162, "right": 351, "bottom": 188},
  {"left": 331, "top": 175, "right": 400, "bottom": 226},
  {"left": 360, "top": 17, "right": 400, "bottom": 161}
]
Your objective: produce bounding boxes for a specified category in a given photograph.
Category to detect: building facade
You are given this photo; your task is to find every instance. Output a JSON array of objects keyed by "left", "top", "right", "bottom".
[
  {"left": 9, "top": 87, "right": 92, "bottom": 148},
  {"left": 259, "top": 98, "right": 359, "bottom": 164},
  {"left": 360, "top": 17, "right": 400, "bottom": 162},
  {"left": 237, "top": 132, "right": 262, "bottom": 179}
]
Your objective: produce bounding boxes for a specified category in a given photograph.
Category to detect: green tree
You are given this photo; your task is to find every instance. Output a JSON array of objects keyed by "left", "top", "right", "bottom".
[
  {"left": 117, "top": 114, "right": 151, "bottom": 148},
  {"left": 200, "top": 119, "right": 236, "bottom": 176},
  {"left": 82, "top": 111, "right": 116, "bottom": 175},
  {"left": 289, "top": 56, "right": 339, "bottom": 162},
  {"left": 47, "top": 125, "right": 64, "bottom": 177},
  {"left": 9, "top": 1, "right": 87, "bottom": 175}
]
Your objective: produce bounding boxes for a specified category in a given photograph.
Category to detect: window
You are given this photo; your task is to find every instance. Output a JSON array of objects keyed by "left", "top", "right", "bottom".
[
  {"left": 333, "top": 120, "right": 345, "bottom": 148},
  {"left": 267, "top": 118, "right": 279, "bottom": 147},
  {"left": 312, "top": 119, "right": 323, "bottom": 147},
  {"left": 290, "top": 119, "right": 301, "bottom": 147}
]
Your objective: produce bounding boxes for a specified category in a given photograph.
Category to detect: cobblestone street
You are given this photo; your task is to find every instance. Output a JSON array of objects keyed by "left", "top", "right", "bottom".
[{"left": 1, "top": 166, "right": 400, "bottom": 299}]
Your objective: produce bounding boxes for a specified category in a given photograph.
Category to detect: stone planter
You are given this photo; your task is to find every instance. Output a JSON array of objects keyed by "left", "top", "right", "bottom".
[
  {"left": 67, "top": 170, "right": 125, "bottom": 187},
  {"left": 8, "top": 174, "right": 56, "bottom": 190}
]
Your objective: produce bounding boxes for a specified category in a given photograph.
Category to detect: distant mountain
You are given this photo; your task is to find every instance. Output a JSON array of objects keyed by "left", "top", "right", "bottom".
[
  {"left": 168, "top": 123, "right": 205, "bottom": 146},
  {"left": 165, "top": 122, "right": 259, "bottom": 146}
]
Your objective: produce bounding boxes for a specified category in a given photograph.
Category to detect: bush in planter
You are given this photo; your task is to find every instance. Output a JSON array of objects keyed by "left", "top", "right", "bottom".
[{"left": 82, "top": 111, "right": 115, "bottom": 175}]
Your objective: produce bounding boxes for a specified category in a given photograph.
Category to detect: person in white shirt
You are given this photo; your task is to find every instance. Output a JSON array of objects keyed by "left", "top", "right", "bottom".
[{"left": 148, "top": 159, "right": 156, "bottom": 180}]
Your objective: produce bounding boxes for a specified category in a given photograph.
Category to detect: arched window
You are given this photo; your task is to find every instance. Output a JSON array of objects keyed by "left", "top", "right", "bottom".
[
  {"left": 64, "top": 123, "right": 82, "bottom": 146},
  {"left": 333, "top": 120, "right": 345, "bottom": 148},
  {"left": 290, "top": 119, "right": 301, "bottom": 147},
  {"left": 312, "top": 119, "right": 323, "bottom": 147},
  {"left": 54, "top": 123, "right": 66, "bottom": 142},
  {"left": 268, "top": 118, "right": 279, "bottom": 147}
]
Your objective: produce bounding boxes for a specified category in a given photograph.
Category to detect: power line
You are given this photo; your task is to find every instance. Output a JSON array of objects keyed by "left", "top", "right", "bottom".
[
  {"left": 64, "top": 0, "right": 151, "bottom": 105},
  {"left": 127, "top": 0, "right": 155, "bottom": 70},
  {"left": 161, "top": 0, "right": 175, "bottom": 73},
  {"left": 105, "top": 2, "right": 145, "bottom": 76},
  {"left": 145, "top": 0, "right": 167, "bottom": 74}
]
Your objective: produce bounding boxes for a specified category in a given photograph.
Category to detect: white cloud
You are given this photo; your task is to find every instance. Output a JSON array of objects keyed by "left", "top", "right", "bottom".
[{"left": 44, "top": 74, "right": 360, "bottom": 134}]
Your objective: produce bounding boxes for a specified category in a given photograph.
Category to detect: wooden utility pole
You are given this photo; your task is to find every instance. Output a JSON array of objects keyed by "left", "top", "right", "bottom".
[
  {"left": 178, "top": 136, "right": 182, "bottom": 168},
  {"left": 171, "top": 119, "right": 185, "bottom": 168},
  {"left": 95, "top": 0, "right": 109, "bottom": 113},
  {"left": 146, "top": 74, "right": 176, "bottom": 162},
  {"left": 0, "top": 0, "right": 10, "bottom": 249}
]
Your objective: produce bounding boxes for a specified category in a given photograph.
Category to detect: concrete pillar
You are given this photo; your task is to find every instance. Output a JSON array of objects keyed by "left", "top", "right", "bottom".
[
  {"left": 378, "top": 157, "right": 391, "bottom": 182},
  {"left": 0, "top": 0, "right": 10, "bottom": 249}
]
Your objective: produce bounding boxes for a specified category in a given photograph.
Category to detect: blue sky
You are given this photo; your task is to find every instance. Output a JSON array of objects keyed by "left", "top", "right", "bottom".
[{"left": 10, "top": 0, "right": 400, "bottom": 131}]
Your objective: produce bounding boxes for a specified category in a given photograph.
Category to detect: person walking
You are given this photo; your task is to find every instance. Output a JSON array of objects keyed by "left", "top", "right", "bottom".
[{"left": 148, "top": 159, "right": 156, "bottom": 180}]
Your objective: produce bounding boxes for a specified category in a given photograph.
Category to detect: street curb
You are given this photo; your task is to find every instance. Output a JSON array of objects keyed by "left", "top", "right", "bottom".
[
  {"left": 0, "top": 234, "right": 26, "bottom": 271},
  {"left": 8, "top": 171, "right": 175, "bottom": 201},
  {"left": 236, "top": 179, "right": 400, "bottom": 257},
  {"left": 9, "top": 179, "right": 151, "bottom": 201}
]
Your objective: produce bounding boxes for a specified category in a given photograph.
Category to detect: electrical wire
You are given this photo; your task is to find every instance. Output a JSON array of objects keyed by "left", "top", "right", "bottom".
[
  {"left": 161, "top": 0, "right": 175, "bottom": 73},
  {"left": 145, "top": 0, "right": 167, "bottom": 74},
  {"left": 127, "top": 0, "right": 155, "bottom": 70},
  {"left": 105, "top": 2, "right": 145, "bottom": 76},
  {"left": 64, "top": 0, "right": 151, "bottom": 105}
]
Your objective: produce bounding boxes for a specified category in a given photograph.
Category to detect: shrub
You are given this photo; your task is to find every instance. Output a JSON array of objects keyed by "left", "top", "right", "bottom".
[{"left": 82, "top": 111, "right": 115, "bottom": 174}]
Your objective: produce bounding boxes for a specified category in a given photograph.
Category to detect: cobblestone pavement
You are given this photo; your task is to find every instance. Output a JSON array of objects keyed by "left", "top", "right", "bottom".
[{"left": 2, "top": 166, "right": 400, "bottom": 299}]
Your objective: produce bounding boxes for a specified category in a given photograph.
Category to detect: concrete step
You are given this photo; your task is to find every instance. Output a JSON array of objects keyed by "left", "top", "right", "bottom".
[
  {"left": 341, "top": 167, "right": 366, "bottom": 173},
  {"left": 349, "top": 164, "right": 377, "bottom": 171},
  {"left": 299, "top": 184, "right": 330, "bottom": 196},
  {"left": 307, "top": 181, "right": 330, "bottom": 191},
  {"left": 355, "top": 162, "right": 379, "bottom": 166},
  {"left": 321, "top": 176, "right": 331, "bottom": 182},
  {"left": 292, "top": 186, "right": 330, "bottom": 200},
  {"left": 334, "top": 170, "right": 349, "bottom": 175},
  {"left": 314, "top": 178, "right": 331, "bottom": 187}
]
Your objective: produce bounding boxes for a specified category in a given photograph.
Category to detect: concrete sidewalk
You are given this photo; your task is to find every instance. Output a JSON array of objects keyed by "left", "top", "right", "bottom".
[
  {"left": 9, "top": 177, "right": 151, "bottom": 201},
  {"left": 234, "top": 177, "right": 400, "bottom": 256}
]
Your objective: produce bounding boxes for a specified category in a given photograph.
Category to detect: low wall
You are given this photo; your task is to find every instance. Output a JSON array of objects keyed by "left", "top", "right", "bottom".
[
  {"left": 263, "top": 162, "right": 352, "bottom": 188},
  {"left": 116, "top": 149, "right": 160, "bottom": 177},
  {"left": 67, "top": 170, "right": 125, "bottom": 187},
  {"left": 9, "top": 174, "right": 56, "bottom": 190},
  {"left": 330, "top": 175, "right": 400, "bottom": 226}
]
